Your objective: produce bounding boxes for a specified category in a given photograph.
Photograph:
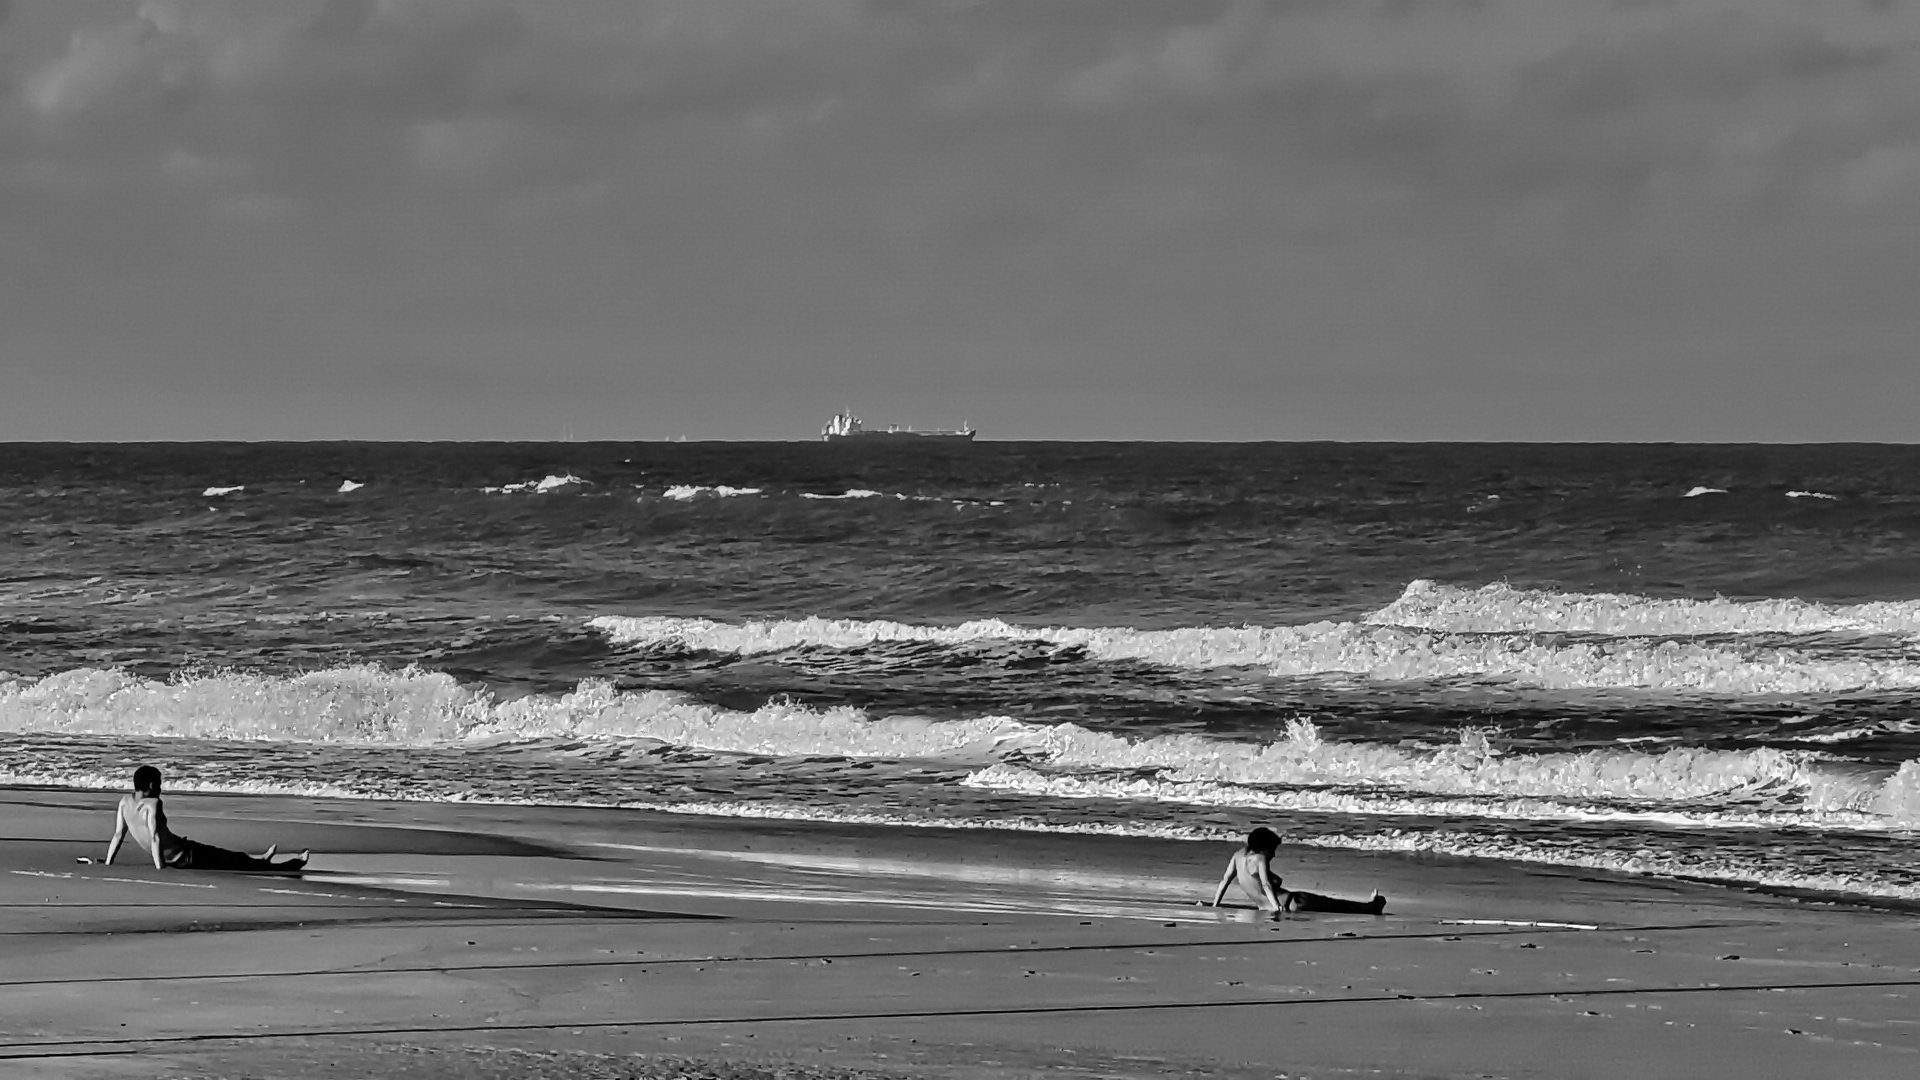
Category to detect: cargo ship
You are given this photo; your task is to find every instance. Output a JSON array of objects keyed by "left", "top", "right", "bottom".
[{"left": 821, "top": 411, "right": 976, "bottom": 443}]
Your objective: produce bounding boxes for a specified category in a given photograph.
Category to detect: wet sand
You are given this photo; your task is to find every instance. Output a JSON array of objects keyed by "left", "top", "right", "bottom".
[{"left": 4, "top": 786, "right": 1917, "bottom": 1079}]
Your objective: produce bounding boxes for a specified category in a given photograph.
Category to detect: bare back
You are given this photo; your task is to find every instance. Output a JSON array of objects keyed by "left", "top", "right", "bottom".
[
  {"left": 1220, "top": 849, "right": 1285, "bottom": 909},
  {"left": 117, "top": 793, "right": 171, "bottom": 858}
]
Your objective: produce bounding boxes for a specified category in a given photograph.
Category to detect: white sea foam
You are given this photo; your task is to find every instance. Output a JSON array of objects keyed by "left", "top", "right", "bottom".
[
  {"left": 960, "top": 756, "right": 1902, "bottom": 829},
  {"left": 1786, "top": 490, "right": 1838, "bottom": 500},
  {"left": 659, "top": 485, "right": 762, "bottom": 500},
  {"left": 1368, "top": 579, "right": 1920, "bottom": 637},
  {"left": 800, "top": 489, "right": 888, "bottom": 500},
  {"left": 201, "top": 485, "right": 244, "bottom": 497},
  {"left": 591, "top": 606, "right": 1920, "bottom": 694},
  {"left": 958, "top": 764, "right": 1720, "bottom": 827},
  {"left": 483, "top": 474, "right": 589, "bottom": 494},
  {"left": 1874, "top": 759, "right": 1920, "bottom": 823},
  {"left": 0, "top": 763, "right": 1231, "bottom": 843},
  {"left": 960, "top": 720, "right": 1907, "bottom": 822},
  {"left": 6, "top": 665, "right": 1913, "bottom": 827},
  {"left": 337, "top": 480, "right": 364, "bottom": 493},
  {"left": 0, "top": 666, "right": 1029, "bottom": 758},
  {"left": 0, "top": 666, "right": 489, "bottom": 743},
  {"left": 1683, "top": 486, "right": 1727, "bottom": 497}
]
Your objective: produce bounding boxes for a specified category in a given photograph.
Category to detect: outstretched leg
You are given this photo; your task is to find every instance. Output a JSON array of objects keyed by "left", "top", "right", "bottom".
[
  {"left": 1287, "top": 890, "right": 1386, "bottom": 915},
  {"left": 175, "top": 839, "right": 304, "bottom": 872}
]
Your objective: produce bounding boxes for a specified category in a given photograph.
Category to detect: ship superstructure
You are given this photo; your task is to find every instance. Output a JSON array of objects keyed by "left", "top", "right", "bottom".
[{"left": 821, "top": 412, "right": 976, "bottom": 443}]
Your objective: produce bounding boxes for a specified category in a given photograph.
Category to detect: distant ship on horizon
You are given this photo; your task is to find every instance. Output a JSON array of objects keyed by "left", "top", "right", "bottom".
[{"left": 821, "top": 411, "right": 976, "bottom": 443}]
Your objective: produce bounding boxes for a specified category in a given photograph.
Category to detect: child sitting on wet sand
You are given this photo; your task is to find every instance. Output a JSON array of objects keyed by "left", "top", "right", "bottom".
[
  {"left": 103, "top": 765, "right": 308, "bottom": 872},
  {"left": 1210, "top": 827, "right": 1384, "bottom": 916}
]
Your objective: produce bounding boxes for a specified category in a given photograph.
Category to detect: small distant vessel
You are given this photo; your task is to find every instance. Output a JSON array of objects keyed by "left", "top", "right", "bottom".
[{"left": 821, "top": 411, "right": 976, "bottom": 443}]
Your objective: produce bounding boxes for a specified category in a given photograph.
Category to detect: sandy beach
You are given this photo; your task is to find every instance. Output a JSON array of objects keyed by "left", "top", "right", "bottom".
[
  {"left": 1, "top": 785, "right": 1914, "bottom": 1079},
  {"left": 15, "top": 1, "right": 1920, "bottom": 1075}
]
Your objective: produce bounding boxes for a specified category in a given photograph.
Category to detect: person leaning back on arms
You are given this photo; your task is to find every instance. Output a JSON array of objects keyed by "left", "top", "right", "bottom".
[
  {"left": 102, "top": 765, "right": 308, "bottom": 872},
  {"left": 1210, "top": 827, "right": 1385, "bottom": 916}
]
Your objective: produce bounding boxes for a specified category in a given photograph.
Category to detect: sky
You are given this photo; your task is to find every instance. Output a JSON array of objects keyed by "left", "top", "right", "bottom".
[{"left": 4, "top": 0, "right": 1920, "bottom": 442}]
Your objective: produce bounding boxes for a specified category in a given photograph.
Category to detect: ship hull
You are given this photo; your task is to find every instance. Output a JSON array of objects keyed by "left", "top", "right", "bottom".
[{"left": 823, "top": 431, "right": 976, "bottom": 443}]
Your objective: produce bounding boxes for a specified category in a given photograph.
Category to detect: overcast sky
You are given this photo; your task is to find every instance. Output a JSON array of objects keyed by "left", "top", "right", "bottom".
[{"left": 4, "top": 0, "right": 1919, "bottom": 441}]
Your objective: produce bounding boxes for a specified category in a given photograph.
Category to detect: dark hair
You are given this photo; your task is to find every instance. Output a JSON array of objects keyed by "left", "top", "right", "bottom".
[
  {"left": 1245, "top": 827, "right": 1280, "bottom": 855},
  {"left": 132, "top": 765, "right": 162, "bottom": 796}
]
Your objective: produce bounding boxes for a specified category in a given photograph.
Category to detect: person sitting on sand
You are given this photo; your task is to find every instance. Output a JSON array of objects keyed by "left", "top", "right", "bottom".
[
  {"left": 103, "top": 766, "right": 308, "bottom": 872},
  {"left": 1209, "top": 827, "right": 1384, "bottom": 916}
]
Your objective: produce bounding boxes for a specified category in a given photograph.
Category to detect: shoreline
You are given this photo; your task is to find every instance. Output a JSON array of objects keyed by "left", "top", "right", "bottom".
[
  {"left": 5, "top": 785, "right": 1918, "bottom": 1078},
  {"left": 18, "top": 767, "right": 1917, "bottom": 915}
]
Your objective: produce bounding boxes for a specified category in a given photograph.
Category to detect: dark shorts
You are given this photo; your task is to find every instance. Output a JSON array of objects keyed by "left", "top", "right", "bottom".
[{"left": 162, "top": 838, "right": 269, "bottom": 871}]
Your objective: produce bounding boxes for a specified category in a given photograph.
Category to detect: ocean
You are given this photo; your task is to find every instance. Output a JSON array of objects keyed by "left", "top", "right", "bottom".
[{"left": 3, "top": 441, "right": 1918, "bottom": 906}]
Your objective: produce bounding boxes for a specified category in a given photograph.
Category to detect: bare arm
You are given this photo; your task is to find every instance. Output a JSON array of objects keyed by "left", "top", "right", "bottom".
[
  {"left": 104, "top": 808, "right": 125, "bottom": 866},
  {"left": 1209, "top": 859, "right": 1236, "bottom": 907}
]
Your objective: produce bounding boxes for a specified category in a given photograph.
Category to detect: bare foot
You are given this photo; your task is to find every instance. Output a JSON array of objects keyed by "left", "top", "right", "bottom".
[
  {"left": 258, "top": 845, "right": 277, "bottom": 861},
  {"left": 280, "top": 850, "right": 309, "bottom": 872}
]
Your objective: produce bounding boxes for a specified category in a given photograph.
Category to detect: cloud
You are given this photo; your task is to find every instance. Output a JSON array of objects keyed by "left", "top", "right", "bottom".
[
  {"left": 211, "top": 190, "right": 299, "bottom": 222},
  {"left": 410, "top": 116, "right": 518, "bottom": 179},
  {"left": 11, "top": 0, "right": 1920, "bottom": 440},
  {"left": 1056, "top": 1, "right": 1269, "bottom": 108},
  {"left": 161, "top": 147, "right": 249, "bottom": 186},
  {"left": 1514, "top": 16, "right": 1885, "bottom": 119},
  {"left": 25, "top": 15, "right": 161, "bottom": 116},
  {"left": 13, "top": 0, "right": 1920, "bottom": 249},
  {"left": 1025, "top": 1, "right": 1918, "bottom": 215},
  {"left": 1837, "top": 142, "right": 1920, "bottom": 205}
]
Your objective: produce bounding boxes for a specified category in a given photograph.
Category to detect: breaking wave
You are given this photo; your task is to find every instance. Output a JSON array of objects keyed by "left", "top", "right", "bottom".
[
  {"left": 961, "top": 719, "right": 1916, "bottom": 826},
  {"left": 963, "top": 757, "right": 1916, "bottom": 830},
  {"left": 5, "top": 666, "right": 1915, "bottom": 828},
  {"left": 0, "top": 666, "right": 1027, "bottom": 758},
  {"left": 1368, "top": 580, "right": 1920, "bottom": 637},
  {"left": 482, "top": 474, "right": 589, "bottom": 494},
  {"left": 958, "top": 763, "right": 1823, "bottom": 828},
  {"left": 591, "top": 603, "right": 1920, "bottom": 694},
  {"left": 658, "top": 485, "right": 762, "bottom": 500}
]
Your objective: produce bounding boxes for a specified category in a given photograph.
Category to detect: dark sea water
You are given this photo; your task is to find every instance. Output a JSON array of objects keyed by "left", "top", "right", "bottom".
[{"left": 3, "top": 441, "right": 1918, "bottom": 904}]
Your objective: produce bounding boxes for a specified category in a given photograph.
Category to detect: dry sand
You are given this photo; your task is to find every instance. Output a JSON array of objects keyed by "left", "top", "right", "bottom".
[{"left": 3, "top": 785, "right": 1916, "bottom": 1079}]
